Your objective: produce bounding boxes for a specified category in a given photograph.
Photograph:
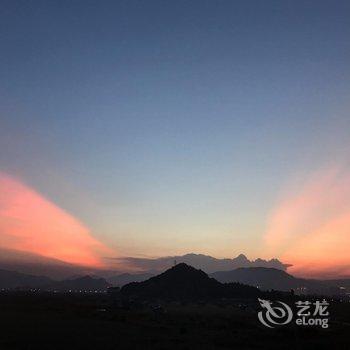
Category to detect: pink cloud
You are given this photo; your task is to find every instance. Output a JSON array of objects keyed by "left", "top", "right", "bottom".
[
  {"left": 0, "top": 173, "right": 111, "bottom": 267},
  {"left": 265, "top": 166, "right": 350, "bottom": 278}
]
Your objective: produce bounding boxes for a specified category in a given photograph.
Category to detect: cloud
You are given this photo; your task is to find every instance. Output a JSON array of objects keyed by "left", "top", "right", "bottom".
[
  {"left": 265, "top": 166, "right": 350, "bottom": 278},
  {"left": 0, "top": 173, "right": 111, "bottom": 267}
]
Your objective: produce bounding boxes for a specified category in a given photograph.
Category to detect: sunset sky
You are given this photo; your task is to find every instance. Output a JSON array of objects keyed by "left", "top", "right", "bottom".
[{"left": 1, "top": 1, "right": 349, "bottom": 278}]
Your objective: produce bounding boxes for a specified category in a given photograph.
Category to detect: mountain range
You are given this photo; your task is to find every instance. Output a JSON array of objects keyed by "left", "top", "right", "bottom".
[
  {"left": 0, "top": 248, "right": 105, "bottom": 279},
  {"left": 0, "top": 249, "right": 291, "bottom": 279},
  {"left": 211, "top": 267, "right": 350, "bottom": 295},
  {"left": 1, "top": 264, "right": 349, "bottom": 296},
  {"left": 0, "top": 269, "right": 52, "bottom": 289},
  {"left": 114, "top": 253, "right": 290, "bottom": 273},
  {"left": 0, "top": 269, "right": 110, "bottom": 292}
]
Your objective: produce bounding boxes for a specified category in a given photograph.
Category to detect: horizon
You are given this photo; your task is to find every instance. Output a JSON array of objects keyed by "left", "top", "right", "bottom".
[
  {"left": 1, "top": 1, "right": 350, "bottom": 279},
  {"left": 2, "top": 246, "right": 349, "bottom": 280}
]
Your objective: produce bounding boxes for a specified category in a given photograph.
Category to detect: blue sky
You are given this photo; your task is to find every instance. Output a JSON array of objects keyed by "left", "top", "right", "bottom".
[{"left": 1, "top": 0, "right": 349, "bottom": 259}]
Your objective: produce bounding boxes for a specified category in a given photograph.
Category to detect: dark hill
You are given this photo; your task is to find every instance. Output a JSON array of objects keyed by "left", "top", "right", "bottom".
[
  {"left": 211, "top": 267, "right": 297, "bottom": 290},
  {"left": 210, "top": 267, "right": 347, "bottom": 295},
  {"left": 44, "top": 276, "right": 111, "bottom": 292},
  {"left": 121, "top": 263, "right": 261, "bottom": 300},
  {"left": 0, "top": 270, "right": 112, "bottom": 292},
  {"left": 0, "top": 269, "right": 52, "bottom": 289},
  {"left": 108, "top": 272, "right": 154, "bottom": 287}
]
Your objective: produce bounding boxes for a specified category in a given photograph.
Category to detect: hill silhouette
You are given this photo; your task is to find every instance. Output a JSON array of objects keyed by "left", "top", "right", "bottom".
[
  {"left": 0, "top": 269, "right": 52, "bottom": 289},
  {"left": 211, "top": 267, "right": 297, "bottom": 290},
  {"left": 44, "top": 276, "right": 111, "bottom": 292},
  {"left": 0, "top": 269, "right": 111, "bottom": 292},
  {"left": 0, "top": 248, "right": 108, "bottom": 279},
  {"left": 108, "top": 272, "right": 154, "bottom": 287},
  {"left": 0, "top": 249, "right": 290, "bottom": 279},
  {"left": 121, "top": 263, "right": 261, "bottom": 300},
  {"left": 210, "top": 267, "right": 348, "bottom": 295}
]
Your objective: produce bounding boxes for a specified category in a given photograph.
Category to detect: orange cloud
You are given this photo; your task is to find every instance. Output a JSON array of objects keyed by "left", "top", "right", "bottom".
[
  {"left": 0, "top": 173, "right": 111, "bottom": 267},
  {"left": 265, "top": 166, "right": 350, "bottom": 278}
]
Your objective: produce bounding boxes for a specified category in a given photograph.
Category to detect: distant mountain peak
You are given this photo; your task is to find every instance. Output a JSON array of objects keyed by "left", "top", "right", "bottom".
[
  {"left": 235, "top": 254, "right": 249, "bottom": 261},
  {"left": 158, "top": 262, "right": 209, "bottom": 281},
  {"left": 172, "top": 262, "right": 201, "bottom": 271},
  {"left": 172, "top": 262, "right": 192, "bottom": 269}
]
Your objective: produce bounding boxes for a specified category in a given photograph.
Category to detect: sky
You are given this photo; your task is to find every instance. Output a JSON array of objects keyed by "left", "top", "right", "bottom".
[{"left": 0, "top": 0, "right": 350, "bottom": 277}]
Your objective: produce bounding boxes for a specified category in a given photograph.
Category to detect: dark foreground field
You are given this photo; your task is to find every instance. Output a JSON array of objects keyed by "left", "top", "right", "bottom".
[{"left": 0, "top": 292, "right": 349, "bottom": 349}]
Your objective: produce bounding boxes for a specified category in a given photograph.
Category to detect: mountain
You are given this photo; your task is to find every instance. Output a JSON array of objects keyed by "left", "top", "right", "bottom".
[
  {"left": 211, "top": 267, "right": 298, "bottom": 290},
  {"left": 326, "top": 279, "right": 350, "bottom": 288},
  {"left": 115, "top": 253, "right": 290, "bottom": 274},
  {"left": 0, "top": 248, "right": 105, "bottom": 279},
  {"left": 121, "top": 263, "right": 261, "bottom": 300},
  {"left": 44, "top": 276, "right": 111, "bottom": 292},
  {"left": 0, "top": 249, "right": 290, "bottom": 279},
  {"left": 0, "top": 268, "right": 111, "bottom": 292},
  {"left": 108, "top": 272, "right": 154, "bottom": 287},
  {"left": 0, "top": 248, "right": 126, "bottom": 280},
  {"left": 0, "top": 269, "right": 53, "bottom": 289},
  {"left": 211, "top": 267, "right": 350, "bottom": 295}
]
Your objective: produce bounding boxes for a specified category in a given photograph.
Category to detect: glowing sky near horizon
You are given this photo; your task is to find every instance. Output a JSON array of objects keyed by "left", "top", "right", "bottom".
[
  {"left": 265, "top": 167, "right": 350, "bottom": 278},
  {"left": 0, "top": 173, "right": 110, "bottom": 267},
  {"left": 0, "top": 1, "right": 350, "bottom": 277}
]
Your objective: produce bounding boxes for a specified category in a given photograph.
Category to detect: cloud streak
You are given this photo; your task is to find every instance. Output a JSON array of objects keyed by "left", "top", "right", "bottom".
[
  {"left": 265, "top": 166, "right": 350, "bottom": 278},
  {"left": 0, "top": 173, "right": 110, "bottom": 267}
]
